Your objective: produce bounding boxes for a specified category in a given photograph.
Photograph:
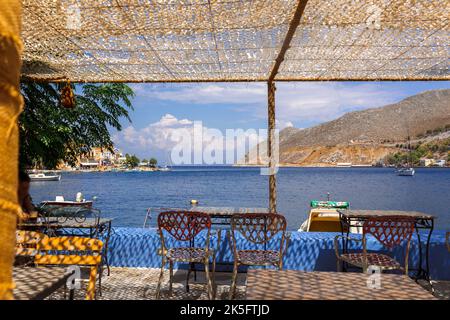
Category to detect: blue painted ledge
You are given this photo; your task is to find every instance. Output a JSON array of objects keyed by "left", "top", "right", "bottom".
[{"left": 107, "top": 227, "right": 450, "bottom": 280}]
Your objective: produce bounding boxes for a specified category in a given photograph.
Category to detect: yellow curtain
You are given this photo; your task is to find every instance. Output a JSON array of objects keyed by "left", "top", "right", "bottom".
[{"left": 0, "top": 0, "right": 23, "bottom": 300}]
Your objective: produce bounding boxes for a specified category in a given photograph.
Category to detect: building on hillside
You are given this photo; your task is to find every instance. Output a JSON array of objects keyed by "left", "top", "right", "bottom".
[
  {"left": 434, "top": 159, "right": 446, "bottom": 167},
  {"left": 419, "top": 158, "right": 434, "bottom": 167},
  {"left": 79, "top": 147, "right": 124, "bottom": 169}
]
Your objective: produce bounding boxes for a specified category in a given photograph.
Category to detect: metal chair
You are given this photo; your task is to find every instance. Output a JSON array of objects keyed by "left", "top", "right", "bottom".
[
  {"left": 334, "top": 216, "right": 415, "bottom": 274},
  {"left": 228, "top": 213, "right": 289, "bottom": 300},
  {"left": 155, "top": 211, "right": 218, "bottom": 300},
  {"left": 35, "top": 236, "right": 103, "bottom": 300}
]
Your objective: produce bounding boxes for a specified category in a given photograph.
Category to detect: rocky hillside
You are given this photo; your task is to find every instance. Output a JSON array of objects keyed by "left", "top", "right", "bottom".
[{"left": 241, "top": 89, "right": 450, "bottom": 166}]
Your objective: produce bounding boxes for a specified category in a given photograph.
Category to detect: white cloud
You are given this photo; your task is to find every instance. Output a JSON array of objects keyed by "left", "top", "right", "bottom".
[
  {"left": 131, "top": 82, "right": 400, "bottom": 128},
  {"left": 130, "top": 83, "right": 266, "bottom": 105},
  {"left": 114, "top": 114, "right": 263, "bottom": 164},
  {"left": 276, "top": 119, "right": 294, "bottom": 129}
]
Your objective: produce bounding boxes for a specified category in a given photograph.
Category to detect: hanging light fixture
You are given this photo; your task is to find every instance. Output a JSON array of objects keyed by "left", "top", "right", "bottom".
[{"left": 60, "top": 81, "right": 75, "bottom": 109}]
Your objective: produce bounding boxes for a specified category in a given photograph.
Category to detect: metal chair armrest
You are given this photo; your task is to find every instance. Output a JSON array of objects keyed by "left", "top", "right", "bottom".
[{"left": 334, "top": 235, "right": 363, "bottom": 259}]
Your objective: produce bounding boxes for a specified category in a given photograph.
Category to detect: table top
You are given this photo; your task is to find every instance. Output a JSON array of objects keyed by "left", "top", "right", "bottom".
[
  {"left": 245, "top": 270, "right": 435, "bottom": 300},
  {"left": 190, "top": 206, "right": 269, "bottom": 216},
  {"left": 18, "top": 217, "right": 113, "bottom": 228},
  {"left": 13, "top": 267, "right": 69, "bottom": 300},
  {"left": 339, "top": 209, "right": 435, "bottom": 220}
]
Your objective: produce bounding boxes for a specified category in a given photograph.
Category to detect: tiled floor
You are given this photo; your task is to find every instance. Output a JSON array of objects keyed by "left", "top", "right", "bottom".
[
  {"left": 48, "top": 267, "right": 449, "bottom": 300},
  {"left": 48, "top": 267, "right": 247, "bottom": 300}
]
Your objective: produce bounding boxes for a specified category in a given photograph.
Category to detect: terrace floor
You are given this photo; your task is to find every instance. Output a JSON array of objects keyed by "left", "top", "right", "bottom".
[{"left": 48, "top": 267, "right": 450, "bottom": 300}]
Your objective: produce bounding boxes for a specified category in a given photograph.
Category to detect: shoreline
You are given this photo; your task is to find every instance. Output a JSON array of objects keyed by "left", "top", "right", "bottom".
[{"left": 40, "top": 165, "right": 450, "bottom": 173}]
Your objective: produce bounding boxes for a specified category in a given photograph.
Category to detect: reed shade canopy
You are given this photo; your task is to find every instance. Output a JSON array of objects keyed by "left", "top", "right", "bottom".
[{"left": 20, "top": 0, "right": 449, "bottom": 83}]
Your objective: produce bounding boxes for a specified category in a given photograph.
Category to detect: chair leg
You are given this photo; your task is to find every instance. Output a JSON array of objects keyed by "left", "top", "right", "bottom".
[
  {"left": 69, "top": 288, "right": 75, "bottom": 300},
  {"left": 204, "top": 259, "right": 214, "bottom": 300},
  {"left": 186, "top": 263, "right": 192, "bottom": 292},
  {"left": 229, "top": 262, "right": 239, "bottom": 300},
  {"left": 169, "top": 260, "right": 174, "bottom": 296},
  {"left": 86, "top": 266, "right": 97, "bottom": 300},
  {"left": 155, "top": 257, "right": 166, "bottom": 299},
  {"left": 98, "top": 265, "right": 103, "bottom": 297},
  {"left": 337, "top": 259, "right": 342, "bottom": 272},
  {"left": 212, "top": 254, "right": 217, "bottom": 299}
]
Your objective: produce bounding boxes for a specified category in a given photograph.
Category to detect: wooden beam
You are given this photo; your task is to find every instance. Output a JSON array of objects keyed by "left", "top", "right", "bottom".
[
  {"left": 267, "top": 1, "right": 308, "bottom": 213},
  {"left": 268, "top": 81, "right": 277, "bottom": 213},
  {"left": 268, "top": 0, "right": 309, "bottom": 82},
  {"left": 20, "top": 77, "right": 450, "bottom": 84}
]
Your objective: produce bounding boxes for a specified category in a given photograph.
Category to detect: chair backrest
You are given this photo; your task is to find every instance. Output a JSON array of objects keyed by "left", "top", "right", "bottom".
[
  {"left": 16, "top": 230, "right": 48, "bottom": 256},
  {"left": 34, "top": 236, "right": 103, "bottom": 300},
  {"left": 363, "top": 216, "right": 415, "bottom": 249},
  {"left": 35, "top": 236, "right": 103, "bottom": 266},
  {"left": 230, "top": 213, "right": 287, "bottom": 244},
  {"left": 158, "top": 211, "right": 211, "bottom": 242}
]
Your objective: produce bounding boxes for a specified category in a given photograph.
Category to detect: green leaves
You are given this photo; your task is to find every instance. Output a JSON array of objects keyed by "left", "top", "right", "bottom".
[
  {"left": 19, "top": 82, "right": 134, "bottom": 169},
  {"left": 124, "top": 154, "right": 140, "bottom": 168},
  {"left": 149, "top": 158, "right": 158, "bottom": 167}
]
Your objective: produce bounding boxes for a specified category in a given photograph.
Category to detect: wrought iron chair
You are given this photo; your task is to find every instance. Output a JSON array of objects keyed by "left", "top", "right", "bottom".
[
  {"left": 35, "top": 236, "right": 103, "bottom": 300},
  {"left": 334, "top": 216, "right": 415, "bottom": 274},
  {"left": 229, "top": 213, "right": 289, "bottom": 300},
  {"left": 155, "top": 211, "right": 218, "bottom": 300}
]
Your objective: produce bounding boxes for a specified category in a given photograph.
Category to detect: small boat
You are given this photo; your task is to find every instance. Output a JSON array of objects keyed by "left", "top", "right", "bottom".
[
  {"left": 336, "top": 162, "right": 352, "bottom": 168},
  {"left": 40, "top": 200, "right": 93, "bottom": 209},
  {"left": 397, "top": 167, "right": 415, "bottom": 176},
  {"left": 29, "top": 173, "right": 61, "bottom": 181},
  {"left": 158, "top": 166, "right": 171, "bottom": 172},
  {"left": 396, "top": 134, "right": 415, "bottom": 176},
  {"left": 40, "top": 194, "right": 94, "bottom": 213},
  {"left": 298, "top": 200, "right": 349, "bottom": 232}
]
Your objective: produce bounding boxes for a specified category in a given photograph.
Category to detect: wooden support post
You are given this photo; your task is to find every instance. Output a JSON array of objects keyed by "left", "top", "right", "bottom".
[
  {"left": 265, "top": 1, "right": 309, "bottom": 214},
  {"left": 268, "top": 81, "right": 277, "bottom": 213}
]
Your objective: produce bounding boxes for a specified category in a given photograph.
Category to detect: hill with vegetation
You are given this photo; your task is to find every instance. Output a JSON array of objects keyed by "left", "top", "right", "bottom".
[{"left": 241, "top": 89, "right": 450, "bottom": 167}]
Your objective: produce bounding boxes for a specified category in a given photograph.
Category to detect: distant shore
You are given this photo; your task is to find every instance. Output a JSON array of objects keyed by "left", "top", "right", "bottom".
[
  {"left": 233, "top": 164, "right": 450, "bottom": 168},
  {"left": 35, "top": 164, "right": 450, "bottom": 172}
]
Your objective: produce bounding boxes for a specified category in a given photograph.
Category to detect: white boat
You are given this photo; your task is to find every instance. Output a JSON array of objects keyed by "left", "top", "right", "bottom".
[
  {"left": 396, "top": 134, "right": 415, "bottom": 176},
  {"left": 397, "top": 167, "right": 415, "bottom": 176},
  {"left": 336, "top": 162, "right": 352, "bottom": 168},
  {"left": 29, "top": 173, "right": 61, "bottom": 181},
  {"left": 298, "top": 200, "right": 349, "bottom": 232},
  {"left": 158, "top": 166, "right": 171, "bottom": 172}
]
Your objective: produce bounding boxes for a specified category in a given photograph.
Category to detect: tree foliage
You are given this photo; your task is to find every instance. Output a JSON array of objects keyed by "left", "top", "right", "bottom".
[
  {"left": 124, "top": 153, "right": 140, "bottom": 168},
  {"left": 19, "top": 82, "right": 134, "bottom": 169},
  {"left": 386, "top": 138, "right": 450, "bottom": 166},
  {"left": 149, "top": 158, "right": 158, "bottom": 167}
]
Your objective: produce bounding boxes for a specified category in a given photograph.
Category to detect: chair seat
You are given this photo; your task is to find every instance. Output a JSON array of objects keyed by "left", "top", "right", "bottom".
[
  {"left": 237, "top": 250, "right": 280, "bottom": 265},
  {"left": 167, "top": 247, "right": 211, "bottom": 263},
  {"left": 340, "top": 252, "right": 401, "bottom": 270}
]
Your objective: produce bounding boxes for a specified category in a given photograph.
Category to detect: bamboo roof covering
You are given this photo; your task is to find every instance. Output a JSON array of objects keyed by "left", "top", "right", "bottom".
[{"left": 20, "top": 0, "right": 449, "bottom": 83}]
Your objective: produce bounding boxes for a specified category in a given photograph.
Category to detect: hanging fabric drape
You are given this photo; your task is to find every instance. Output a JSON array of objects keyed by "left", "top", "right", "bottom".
[{"left": 0, "top": 0, "right": 23, "bottom": 300}]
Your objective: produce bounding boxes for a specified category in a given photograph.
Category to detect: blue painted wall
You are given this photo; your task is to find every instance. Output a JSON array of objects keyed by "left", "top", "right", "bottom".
[{"left": 107, "top": 227, "right": 450, "bottom": 280}]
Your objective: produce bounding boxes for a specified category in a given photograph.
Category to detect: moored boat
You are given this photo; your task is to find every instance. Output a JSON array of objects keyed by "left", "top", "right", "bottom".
[
  {"left": 40, "top": 200, "right": 93, "bottom": 208},
  {"left": 298, "top": 200, "right": 349, "bottom": 232},
  {"left": 29, "top": 172, "right": 61, "bottom": 181},
  {"left": 396, "top": 167, "right": 415, "bottom": 176}
]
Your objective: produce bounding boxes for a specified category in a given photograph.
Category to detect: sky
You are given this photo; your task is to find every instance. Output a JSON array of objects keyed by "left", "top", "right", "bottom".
[{"left": 111, "top": 81, "right": 450, "bottom": 164}]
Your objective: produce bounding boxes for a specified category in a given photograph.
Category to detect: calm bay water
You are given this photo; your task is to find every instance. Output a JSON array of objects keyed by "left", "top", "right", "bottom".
[{"left": 30, "top": 167, "right": 450, "bottom": 230}]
